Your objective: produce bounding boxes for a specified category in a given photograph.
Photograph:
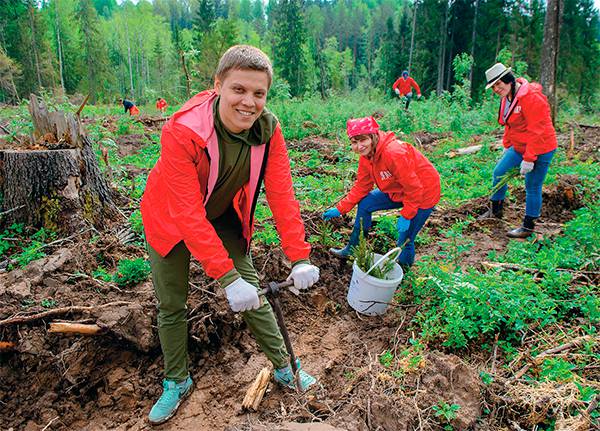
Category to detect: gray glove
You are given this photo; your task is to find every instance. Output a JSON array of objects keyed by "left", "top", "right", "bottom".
[
  {"left": 520, "top": 160, "right": 534, "bottom": 176},
  {"left": 225, "top": 278, "right": 260, "bottom": 312}
]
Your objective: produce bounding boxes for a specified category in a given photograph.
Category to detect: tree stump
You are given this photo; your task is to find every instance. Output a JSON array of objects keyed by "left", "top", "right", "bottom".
[{"left": 0, "top": 94, "right": 117, "bottom": 232}]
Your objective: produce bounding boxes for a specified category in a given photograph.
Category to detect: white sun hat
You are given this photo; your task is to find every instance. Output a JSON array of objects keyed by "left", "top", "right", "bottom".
[{"left": 485, "top": 63, "right": 512, "bottom": 89}]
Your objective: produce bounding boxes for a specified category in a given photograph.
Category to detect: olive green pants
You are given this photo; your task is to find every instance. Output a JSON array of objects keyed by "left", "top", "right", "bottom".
[{"left": 147, "top": 214, "right": 289, "bottom": 381}]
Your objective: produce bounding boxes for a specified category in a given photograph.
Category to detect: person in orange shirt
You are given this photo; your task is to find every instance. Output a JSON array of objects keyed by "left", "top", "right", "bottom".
[
  {"left": 119, "top": 98, "right": 139, "bottom": 116},
  {"left": 392, "top": 71, "right": 422, "bottom": 110},
  {"left": 156, "top": 97, "right": 168, "bottom": 115}
]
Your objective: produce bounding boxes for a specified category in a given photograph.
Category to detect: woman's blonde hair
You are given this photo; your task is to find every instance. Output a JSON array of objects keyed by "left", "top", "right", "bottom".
[{"left": 215, "top": 45, "right": 273, "bottom": 88}]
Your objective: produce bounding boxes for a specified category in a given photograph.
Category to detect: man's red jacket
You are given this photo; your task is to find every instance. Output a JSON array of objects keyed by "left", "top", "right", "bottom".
[
  {"left": 392, "top": 76, "right": 421, "bottom": 96},
  {"left": 141, "top": 91, "right": 310, "bottom": 280}
]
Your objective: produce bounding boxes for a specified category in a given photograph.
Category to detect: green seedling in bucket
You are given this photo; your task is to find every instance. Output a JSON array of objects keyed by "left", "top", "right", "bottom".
[
  {"left": 347, "top": 232, "right": 405, "bottom": 316},
  {"left": 353, "top": 231, "right": 401, "bottom": 280}
]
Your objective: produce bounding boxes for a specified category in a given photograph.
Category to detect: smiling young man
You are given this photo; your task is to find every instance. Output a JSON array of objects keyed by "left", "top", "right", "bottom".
[{"left": 141, "top": 45, "right": 320, "bottom": 425}]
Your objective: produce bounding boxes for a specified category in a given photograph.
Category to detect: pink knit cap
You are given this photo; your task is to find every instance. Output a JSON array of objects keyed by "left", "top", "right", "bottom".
[{"left": 346, "top": 116, "right": 379, "bottom": 138}]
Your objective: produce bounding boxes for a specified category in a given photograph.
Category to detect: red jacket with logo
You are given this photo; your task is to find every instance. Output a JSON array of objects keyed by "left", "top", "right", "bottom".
[
  {"left": 499, "top": 78, "right": 557, "bottom": 162},
  {"left": 392, "top": 77, "right": 421, "bottom": 96},
  {"left": 141, "top": 91, "right": 310, "bottom": 280},
  {"left": 156, "top": 98, "right": 168, "bottom": 110},
  {"left": 336, "top": 131, "right": 440, "bottom": 220}
]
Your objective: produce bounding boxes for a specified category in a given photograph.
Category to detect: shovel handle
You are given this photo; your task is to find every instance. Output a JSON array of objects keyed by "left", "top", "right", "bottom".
[{"left": 259, "top": 279, "right": 294, "bottom": 296}]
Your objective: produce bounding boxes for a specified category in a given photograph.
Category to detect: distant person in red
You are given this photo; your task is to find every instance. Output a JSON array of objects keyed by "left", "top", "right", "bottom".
[
  {"left": 156, "top": 97, "right": 168, "bottom": 115},
  {"left": 392, "top": 71, "right": 422, "bottom": 110},
  {"left": 119, "top": 98, "right": 139, "bottom": 116}
]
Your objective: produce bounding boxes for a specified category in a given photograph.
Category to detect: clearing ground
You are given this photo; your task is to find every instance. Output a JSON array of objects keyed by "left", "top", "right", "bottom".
[{"left": 0, "top": 117, "right": 597, "bottom": 431}]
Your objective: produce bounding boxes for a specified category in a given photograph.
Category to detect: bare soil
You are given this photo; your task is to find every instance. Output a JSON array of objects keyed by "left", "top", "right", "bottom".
[{"left": 0, "top": 125, "right": 590, "bottom": 431}]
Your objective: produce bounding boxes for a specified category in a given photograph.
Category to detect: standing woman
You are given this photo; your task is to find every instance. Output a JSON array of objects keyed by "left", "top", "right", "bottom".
[
  {"left": 482, "top": 63, "right": 557, "bottom": 238},
  {"left": 322, "top": 117, "right": 440, "bottom": 267}
]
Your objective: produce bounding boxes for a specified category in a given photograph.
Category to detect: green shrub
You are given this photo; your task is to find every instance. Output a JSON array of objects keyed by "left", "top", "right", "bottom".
[{"left": 113, "top": 258, "right": 151, "bottom": 287}]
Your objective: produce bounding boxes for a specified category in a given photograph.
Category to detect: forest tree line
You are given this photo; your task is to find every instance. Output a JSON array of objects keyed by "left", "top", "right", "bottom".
[{"left": 1, "top": 0, "right": 599, "bottom": 108}]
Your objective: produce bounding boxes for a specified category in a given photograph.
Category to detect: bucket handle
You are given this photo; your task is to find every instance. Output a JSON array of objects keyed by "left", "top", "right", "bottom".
[{"left": 364, "top": 247, "right": 402, "bottom": 277}]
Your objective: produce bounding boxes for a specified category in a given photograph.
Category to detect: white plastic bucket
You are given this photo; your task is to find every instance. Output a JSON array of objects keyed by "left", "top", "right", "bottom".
[{"left": 347, "top": 247, "right": 404, "bottom": 316}]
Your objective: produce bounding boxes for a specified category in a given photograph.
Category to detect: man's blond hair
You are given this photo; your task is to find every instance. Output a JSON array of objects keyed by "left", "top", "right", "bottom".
[{"left": 215, "top": 45, "right": 273, "bottom": 87}]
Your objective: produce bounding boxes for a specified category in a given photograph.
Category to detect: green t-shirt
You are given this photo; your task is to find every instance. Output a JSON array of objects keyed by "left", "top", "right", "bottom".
[{"left": 205, "top": 98, "right": 278, "bottom": 220}]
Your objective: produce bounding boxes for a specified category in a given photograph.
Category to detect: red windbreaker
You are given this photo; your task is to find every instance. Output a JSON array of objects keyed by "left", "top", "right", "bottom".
[
  {"left": 392, "top": 77, "right": 421, "bottom": 96},
  {"left": 141, "top": 90, "right": 310, "bottom": 280},
  {"left": 499, "top": 78, "right": 557, "bottom": 162},
  {"left": 336, "top": 131, "right": 440, "bottom": 220},
  {"left": 156, "top": 98, "right": 167, "bottom": 110}
]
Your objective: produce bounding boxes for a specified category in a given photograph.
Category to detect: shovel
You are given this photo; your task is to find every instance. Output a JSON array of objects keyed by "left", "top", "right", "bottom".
[{"left": 260, "top": 279, "right": 302, "bottom": 392}]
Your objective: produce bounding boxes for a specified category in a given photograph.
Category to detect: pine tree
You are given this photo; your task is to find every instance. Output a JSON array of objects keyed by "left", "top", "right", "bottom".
[
  {"left": 271, "top": 0, "right": 306, "bottom": 96},
  {"left": 76, "top": 0, "right": 109, "bottom": 103},
  {"left": 193, "top": 0, "right": 217, "bottom": 45}
]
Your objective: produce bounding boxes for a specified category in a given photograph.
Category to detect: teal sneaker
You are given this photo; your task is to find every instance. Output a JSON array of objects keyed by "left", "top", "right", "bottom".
[
  {"left": 274, "top": 359, "right": 317, "bottom": 391},
  {"left": 148, "top": 376, "right": 193, "bottom": 425}
]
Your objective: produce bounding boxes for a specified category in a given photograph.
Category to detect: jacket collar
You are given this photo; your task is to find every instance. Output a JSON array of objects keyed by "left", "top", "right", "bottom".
[{"left": 500, "top": 78, "right": 529, "bottom": 124}]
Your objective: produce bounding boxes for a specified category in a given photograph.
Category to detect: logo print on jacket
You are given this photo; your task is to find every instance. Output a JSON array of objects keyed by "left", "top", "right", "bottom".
[{"left": 379, "top": 170, "right": 392, "bottom": 180}]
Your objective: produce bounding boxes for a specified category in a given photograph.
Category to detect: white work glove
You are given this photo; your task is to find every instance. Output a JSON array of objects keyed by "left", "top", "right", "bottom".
[
  {"left": 225, "top": 278, "right": 261, "bottom": 312},
  {"left": 520, "top": 160, "right": 535, "bottom": 176},
  {"left": 287, "top": 263, "right": 319, "bottom": 291},
  {"left": 394, "top": 88, "right": 400, "bottom": 95}
]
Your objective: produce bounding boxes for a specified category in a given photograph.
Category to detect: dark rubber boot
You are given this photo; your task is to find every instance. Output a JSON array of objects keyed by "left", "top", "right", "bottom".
[
  {"left": 478, "top": 200, "right": 503, "bottom": 220},
  {"left": 507, "top": 215, "right": 536, "bottom": 238},
  {"left": 329, "top": 246, "right": 352, "bottom": 258}
]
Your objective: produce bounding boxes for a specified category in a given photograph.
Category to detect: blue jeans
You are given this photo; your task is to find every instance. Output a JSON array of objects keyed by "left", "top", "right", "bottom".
[
  {"left": 490, "top": 147, "right": 555, "bottom": 218},
  {"left": 347, "top": 189, "right": 434, "bottom": 266}
]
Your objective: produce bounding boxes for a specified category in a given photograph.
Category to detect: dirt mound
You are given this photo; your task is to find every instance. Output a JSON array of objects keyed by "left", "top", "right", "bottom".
[{"left": 0, "top": 233, "right": 486, "bottom": 430}]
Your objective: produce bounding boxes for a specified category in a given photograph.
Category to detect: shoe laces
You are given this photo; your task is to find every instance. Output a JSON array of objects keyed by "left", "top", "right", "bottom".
[{"left": 156, "top": 380, "right": 181, "bottom": 406}]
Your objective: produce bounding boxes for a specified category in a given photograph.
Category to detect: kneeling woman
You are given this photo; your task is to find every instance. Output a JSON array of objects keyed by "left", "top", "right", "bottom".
[{"left": 323, "top": 117, "right": 440, "bottom": 267}]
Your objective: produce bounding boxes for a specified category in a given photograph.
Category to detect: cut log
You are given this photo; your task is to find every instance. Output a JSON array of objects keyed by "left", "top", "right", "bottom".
[
  {"left": 242, "top": 366, "right": 271, "bottom": 411},
  {"left": 0, "top": 94, "right": 117, "bottom": 232},
  {"left": 48, "top": 322, "right": 102, "bottom": 335},
  {"left": 0, "top": 341, "right": 16, "bottom": 350},
  {"left": 447, "top": 144, "right": 482, "bottom": 157}
]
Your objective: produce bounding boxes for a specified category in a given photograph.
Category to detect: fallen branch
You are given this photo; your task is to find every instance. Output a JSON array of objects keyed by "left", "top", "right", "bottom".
[
  {"left": 0, "top": 301, "right": 131, "bottom": 327},
  {"left": 0, "top": 123, "right": 25, "bottom": 145},
  {"left": 568, "top": 126, "right": 575, "bottom": 160},
  {"left": 584, "top": 394, "right": 598, "bottom": 416},
  {"left": 40, "top": 226, "right": 96, "bottom": 250},
  {"left": 482, "top": 261, "right": 599, "bottom": 277},
  {"left": 0, "top": 205, "right": 26, "bottom": 218},
  {"left": 48, "top": 322, "right": 102, "bottom": 335},
  {"left": 242, "top": 366, "right": 271, "bottom": 411},
  {"left": 510, "top": 335, "right": 592, "bottom": 380}
]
